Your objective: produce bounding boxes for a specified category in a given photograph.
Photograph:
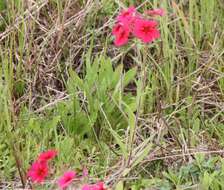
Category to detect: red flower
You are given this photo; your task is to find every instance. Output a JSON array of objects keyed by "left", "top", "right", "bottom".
[
  {"left": 58, "top": 171, "right": 76, "bottom": 189},
  {"left": 112, "top": 23, "right": 130, "bottom": 46},
  {"left": 146, "top": 8, "right": 165, "bottom": 17},
  {"left": 112, "top": 23, "right": 123, "bottom": 35},
  {"left": 82, "top": 182, "right": 106, "bottom": 190},
  {"left": 133, "top": 18, "right": 160, "bottom": 43},
  {"left": 111, "top": 6, "right": 162, "bottom": 47},
  {"left": 27, "top": 161, "right": 48, "bottom": 183},
  {"left": 38, "top": 149, "right": 57, "bottom": 162},
  {"left": 117, "top": 6, "right": 136, "bottom": 25}
]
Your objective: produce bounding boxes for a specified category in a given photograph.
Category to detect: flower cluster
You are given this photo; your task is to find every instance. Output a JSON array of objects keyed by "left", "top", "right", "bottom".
[
  {"left": 57, "top": 171, "right": 106, "bottom": 190},
  {"left": 27, "top": 149, "right": 106, "bottom": 190},
  {"left": 27, "top": 149, "right": 57, "bottom": 183},
  {"left": 112, "top": 6, "right": 164, "bottom": 46}
]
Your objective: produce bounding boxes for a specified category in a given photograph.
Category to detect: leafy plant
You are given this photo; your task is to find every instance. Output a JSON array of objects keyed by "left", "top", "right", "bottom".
[{"left": 58, "top": 52, "right": 137, "bottom": 141}]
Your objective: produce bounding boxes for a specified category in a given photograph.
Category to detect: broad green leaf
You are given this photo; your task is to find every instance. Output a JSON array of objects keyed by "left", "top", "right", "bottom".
[{"left": 123, "top": 67, "right": 137, "bottom": 87}]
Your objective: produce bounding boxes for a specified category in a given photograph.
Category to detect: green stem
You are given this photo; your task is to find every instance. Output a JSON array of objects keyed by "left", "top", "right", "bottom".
[{"left": 128, "top": 45, "right": 148, "bottom": 166}]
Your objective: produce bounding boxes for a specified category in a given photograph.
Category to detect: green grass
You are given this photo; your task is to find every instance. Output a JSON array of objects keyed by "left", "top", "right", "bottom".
[{"left": 0, "top": 0, "right": 224, "bottom": 189}]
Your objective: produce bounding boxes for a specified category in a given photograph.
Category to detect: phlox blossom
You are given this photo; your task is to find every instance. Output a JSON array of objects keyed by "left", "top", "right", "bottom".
[
  {"left": 146, "top": 8, "right": 165, "bottom": 16},
  {"left": 117, "top": 6, "right": 136, "bottom": 25},
  {"left": 112, "top": 23, "right": 130, "bottom": 46},
  {"left": 112, "top": 6, "right": 162, "bottom": 46},
  {"left": 38, "top": 149, "right": 57, "bottom": 162},
  {"left": 112, "top": 23, "right": 123, "bottom": 35},
  {"left": 82, "top": 182, "right": 106, "bottom": 190},
  {"left": 133, "top": 19, "right": 160, "bottom": 43},
  {"left": 27, "top": 161, "right": 49, "bottom": 183},
  {"left": 58, "top": 171, "right": 76, "bottom": 189}
]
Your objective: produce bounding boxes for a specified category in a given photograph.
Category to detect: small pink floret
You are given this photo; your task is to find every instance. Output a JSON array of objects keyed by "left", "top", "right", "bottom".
[
  {"left": 82, "top": 167, "right": 89, "bottom": 177},
  {"left": 82, "top": 181, "right": 106, "bottom": 190},
  {"left": 38, "top": 149, "right": 57, "bottom": 162},
  {"left": 112, "top": 24, "right": 130, "bottom": 47},
  {"left": 58, "top": 171, "right": 76, "bottom": 189},
  {"left": 27, "top": 161, "right": 48, "bottom": 183},
  {"left": 112, "top": 23, "right": 123, "bottom": 35},
  {"left": 117, "top": 6, "right": 136, "bottom": 24},
  {"left": 133, "top": 18, "right": 160, "bottom": 43},
  {"left": 147, "top": 8, "right": 165, "bottom": 16}
]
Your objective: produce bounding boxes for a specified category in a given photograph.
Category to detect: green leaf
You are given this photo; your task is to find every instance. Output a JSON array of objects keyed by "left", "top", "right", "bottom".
[
  {"left": 123, "top": 67, "right": 137, "bottom": 87},
  {"left": 121, "top": 101, "right": 136, "bottom": 146},
  {"left": 109, "top": 128, "right": 128, "bottom": 159},
  {"left": 68, "top": 69, "right": 84, "bottom": 92},
  {"left": 0, "top": 0, "right": 6, "bottom": 11}
]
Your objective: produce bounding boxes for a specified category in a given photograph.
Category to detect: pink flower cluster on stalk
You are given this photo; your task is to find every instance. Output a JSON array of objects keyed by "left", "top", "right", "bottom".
[
  {"left": 112, "top": 6, "right": 164, "bottom": 46},
  {"left": 27, "top": 149, "right": 106, "bottom": 189},
  {"left": 27, "top": 149, "right": 57, "bottom": 183}
]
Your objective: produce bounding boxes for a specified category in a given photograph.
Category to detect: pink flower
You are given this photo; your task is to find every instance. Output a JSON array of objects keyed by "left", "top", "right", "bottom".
[
  {"left": 133, "top": 18, "right": 160, "bottom": 43},
  {"left": 112, "top": 24, "right": 130, "bottom": 46},
  {"left": 58, "top": 171, "right": 76, "bottom": 189},
  {"left": 117, "top": 6, "right": 136, "bottom": 25},
  {"left": 111, "top": 5, "right": 163, "bottom": 47},
  {"left": 38, "top": 149, "right": 57, "bottom": 162},
  {"left": 27, "top": 161, "right": 48, "bottom": 183},
  {"left": 82, "top": 182, "right": 106, "bottom": 190},
  {"left": 112, "top": 23, "right": 123, "bottom": 35},
  {"left": 82, "top": 167, "right": 88, "bottom": 177},
  {"left": 146, "top": 8, "right": 165, "bottom": 16}
]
